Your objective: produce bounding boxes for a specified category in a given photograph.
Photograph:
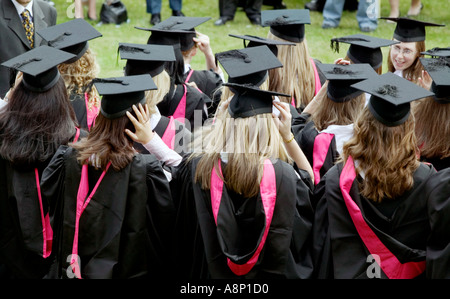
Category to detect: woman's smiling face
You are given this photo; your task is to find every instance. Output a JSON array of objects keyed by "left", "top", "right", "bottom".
[{"left": 390, "top": 40, "right": 418, "bottom": 71}]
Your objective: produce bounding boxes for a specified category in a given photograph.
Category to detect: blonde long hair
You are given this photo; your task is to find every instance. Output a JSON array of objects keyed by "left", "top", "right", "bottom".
[
  {"left": 267, "top": 31, "right": 316, "bottom": 110},
  {"left": 58, "top": 48, "right": 100, "bottom": 112},
  {"left": 341, "top": 108, "right": 420, "bottom": 203},
  {"left": 145, "top": 70, "right": 171, "bottom": 116},
  {"left": 311, "top": 81, "right": 366, "bottom": 131},
  {"left": 387, "top": 41, "right": 426, "bottom": 84},
  {"left": 190, "top": 109, "right": 291, "bottom": 198},
  {"left": 413, "top": 96, "right": 450, "bottom": 159}
]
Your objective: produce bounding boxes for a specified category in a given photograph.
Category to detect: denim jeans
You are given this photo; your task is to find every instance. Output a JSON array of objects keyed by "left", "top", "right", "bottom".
[
  {"left": 322, "top": 0, "right": 378, "bottom": 30},
  {"left": 146, "top": 0, "right": 182, "bottom": 14}
]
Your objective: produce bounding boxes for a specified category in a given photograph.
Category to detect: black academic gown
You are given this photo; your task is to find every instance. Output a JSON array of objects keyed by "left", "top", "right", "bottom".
[
  {"left": 183, "top": 69, "right": 223, "bottom": 116},
  {"left": 0, "top": 128, "right": 87, "bottom": 279},
  {"left": 133, "top": 115, "right": 192, "bottom": 158},
  {"left": 312, "top": 161, "right": 436, "bottom": 279},
  {"left": 425, "top": 168, "right": 450, "bottom": 278},
  {"left": 297, "top": 121, "right": 339, "bottom": 186},
  {"left": 157, "top": 83, "right": 211, "bottom": 133},
  {"left": 69, "top": 91, "right": 97, "bottom": 131},
  {"left": 420, "top": 156, "right": 450, "bottom": 172},
  {"left": 171, "top": 156, "right": 314, "bottom": 279},
  {"left": 40, "top": 146, "right": 174, "bottom": 279}
]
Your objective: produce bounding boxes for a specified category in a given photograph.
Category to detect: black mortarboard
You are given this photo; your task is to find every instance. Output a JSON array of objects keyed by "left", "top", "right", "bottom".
[
  {"left": 380, "top": 17, "right": 445, "bottom": 42},
  {"left": 421, "top": 47, "right": 450, "bottom": 58},
  {"left": 36, "top": 18, "right": 102, "bottom": 63},
  {"left": 330, "top": 34, "right": 399, "bottom": 69},
  {"left": 317, "top": 63, "right": 377, "bottom": 103},
  {"left": 1, "top": 45, "right": 75, "bottom": 92},
  {"left": 215, "top": 46, "right": 282, "bottom": 86},
  {"left": 228, "top": 34, "right": 295, "bottom": 57},
  {"left": 223, "top": 82, "right": 290, "bottom": 118},
  {"left": 351, "top": 72, "right": 434, "bottom": 126},
  {"left": 94, "top": 74, "right": 157, "bottom": 119},
  {"left": 135, "top": 16, "right": 209, "bottom": 47},
  {"left": 420, "top": 57, "right": 450, "bottom": 102},
  {"left": 118, "top": 43, "right": 176, "bottom": 77},
  {"left": 261, "top": 9, "right": 311, "bottom": 43}
]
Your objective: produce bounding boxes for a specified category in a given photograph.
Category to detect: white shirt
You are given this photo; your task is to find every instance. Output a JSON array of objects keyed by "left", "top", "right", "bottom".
[
  {"left": 394, "top": 69, "right": 403, "bottom": 78},
  {"left": 319, "top": 123, "right": 355, "bottom": 157},
  {"left": 12, "top": 0, "right": 34, "bottom": 18}
]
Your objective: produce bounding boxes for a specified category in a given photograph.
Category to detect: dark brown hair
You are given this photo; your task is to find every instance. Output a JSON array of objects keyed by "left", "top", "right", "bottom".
[
  {"left": 0, "top": 78, "right": 77, "bottom": 167},
  {"left": 71, "top": 112, "right": 136, "bottom": 171}
]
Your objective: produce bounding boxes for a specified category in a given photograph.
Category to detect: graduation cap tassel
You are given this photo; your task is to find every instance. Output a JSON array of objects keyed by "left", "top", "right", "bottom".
[
  {"left": 375, "top": 84, "right": 399, "bottom": 98},
  {"left": 330, "top": 39, "right": 339, "bottom": 53},
  {"left": 48, "top": 32, "right": 72, "bottom": 47},
  {"left": 11, "top": 58, "right": 42, "bottom": 69},
  {"left": 92, "top": 78, "right": 130, "bottom": 85}
]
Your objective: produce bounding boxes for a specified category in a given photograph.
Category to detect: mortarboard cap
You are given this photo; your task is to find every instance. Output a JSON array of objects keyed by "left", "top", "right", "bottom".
[
  {"left": 420, "top": 57, "right": 450, "bottom": 102},
  {"left": 1, "top": 45, "right": 76, "bottom": 92},
  {"left": 317, "top": 63, "right": 377, "bottom": 102},
  {"left": 261, "top": 9, "right": 311, "bottom": 43},
  {"left": 330, "top": 34, "right": 399, "bottom": 69},
  {"left": 223, "top": 82, "right": 290, "bottom": 118},
  {"left": 228, "top": 34, "right": 295, "bottom": 57},
  {"left": 94, "top": 74, "right": 157, "bottom": 119},
  {"left": 215, "top": 46, "right": 282, "bottom": 86},
  {"left": 421, "top": 47, "right": 450, "bottom": 58},
  {"left": 351, "top": 72, "right": 434, "bottom": 126},
  {"left": 36, "top": 18, "right": 102, "bottom": 63},
  {"left": 135, "top": 16, "right": 209, "bottom": 47},
  {"left": 118, "top": 43, "right": 176, "bottom": 77},
  {"left": 380, "top": 17, "right": 445, "bottom": 42}
]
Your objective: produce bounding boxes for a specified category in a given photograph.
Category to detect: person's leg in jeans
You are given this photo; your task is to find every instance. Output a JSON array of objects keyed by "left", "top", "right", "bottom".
[
  {"left": 322, "top": 0, "right": 345, "bottom": 28},
  {"left": 244, "top": 0, "right": 262, "bottom": 25},
  {"left": 147, "top": 0, "right": 162, "bottom": 25},
  {"left": 357, "top": 0, "right": 378, "bottom": 32},
  {"left": 169, "top": 0, "right": 184, "bottom": 16}
]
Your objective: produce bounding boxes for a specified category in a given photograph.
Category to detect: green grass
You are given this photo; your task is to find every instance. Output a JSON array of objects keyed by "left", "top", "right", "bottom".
[{"left": 53, "top": 0, "right": 450, "bottom": 78}]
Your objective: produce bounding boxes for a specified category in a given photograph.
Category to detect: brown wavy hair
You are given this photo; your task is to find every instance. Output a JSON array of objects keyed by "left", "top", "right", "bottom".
[
  {"left": 267, "top": 31, "right": 316, "bottom": 110},
  {"left": 341, "top": 107, "right": 420, "bottom": 203},
  {"left": 71, "top": 112, "right": 136, "bottom": 171},
  {"left": 387, "top": 41, "right": 425, "bottom": 84},
  {"left": 413, "top": 96, "right": 450, "bottom": 159},
  {"left": 58, "top": 48, "right": 100, "bottom": 112},
  {"left": 311, "top": 81, "right": 366, "bottom": 131}
]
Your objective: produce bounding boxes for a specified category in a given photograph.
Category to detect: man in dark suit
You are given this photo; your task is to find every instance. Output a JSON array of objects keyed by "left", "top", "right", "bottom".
[{"left": 0, "top": 0, "right": 57, "bottom": 98}]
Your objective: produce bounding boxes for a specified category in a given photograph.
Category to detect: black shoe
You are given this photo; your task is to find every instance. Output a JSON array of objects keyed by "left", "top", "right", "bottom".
[
  {"left": 172, "top": 10, "right": 185, "bottom": 16},
  {"left": 249, "top": 16, "right": 261, "bottom": 25},
  {"left": 305, "top": 0, "right": 325, "bottom": 12},
  {"left": 273, "top": 2, "right": 287, "bottom": 9},
  {"left": 214, "top": 17, "right": 231, "bottom": 26},
  {"left": 150, "top": 13, "right": 161, "bottom": 25}
]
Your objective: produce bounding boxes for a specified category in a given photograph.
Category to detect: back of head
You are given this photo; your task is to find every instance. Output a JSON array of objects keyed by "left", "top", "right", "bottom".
[
  {"left": 0, "top": 78, "right": 76, "bottom": 167},
  {"left": 342, "top": 107, "right": 420, "bottom": 202}
]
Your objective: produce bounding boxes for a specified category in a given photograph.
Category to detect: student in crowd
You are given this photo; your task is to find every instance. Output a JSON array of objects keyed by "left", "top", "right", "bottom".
[
  {"left": 414, "top": 53, "right": 450, "bottom": 171},
  {"left": 136, "top": 17, "right": 212, "bottom": 131},
  {"left": 381, "top": 17, "right": 445, "bottom": 85},
  {"left": 330, "top": 34, "right": 400, "bottom": 75},
  {"left": 311, "top": 73, "right": 436, "bottom": 279},
  {"left": 40, "top": 74, "right": 175, "bottom": 279},
  {"left": 425, "top": 168, "right": 450, "bottom": 278},
  {"left": 261, "top": 9, "right": 326, "bottom": 112},
  {"left": 37, "top": 19, "right": 103, "bottom": 131},
  {"left": 296, "top": 63, "right": 376, "bottom": 186},
  {"left": 119, "top": 42, "right": 192, "bottom": 158},
  {"left": 181, "top": 30, "right": 224, "bottom": 116},
  {"left": 0, "top": 0, "right": 57, "bottom": 99},
  {"left": 0, "top": 46, "right": 82, "bottom": 278},
  {"left": 170, "top": 82, "right": 314, "bottom": 279}
]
